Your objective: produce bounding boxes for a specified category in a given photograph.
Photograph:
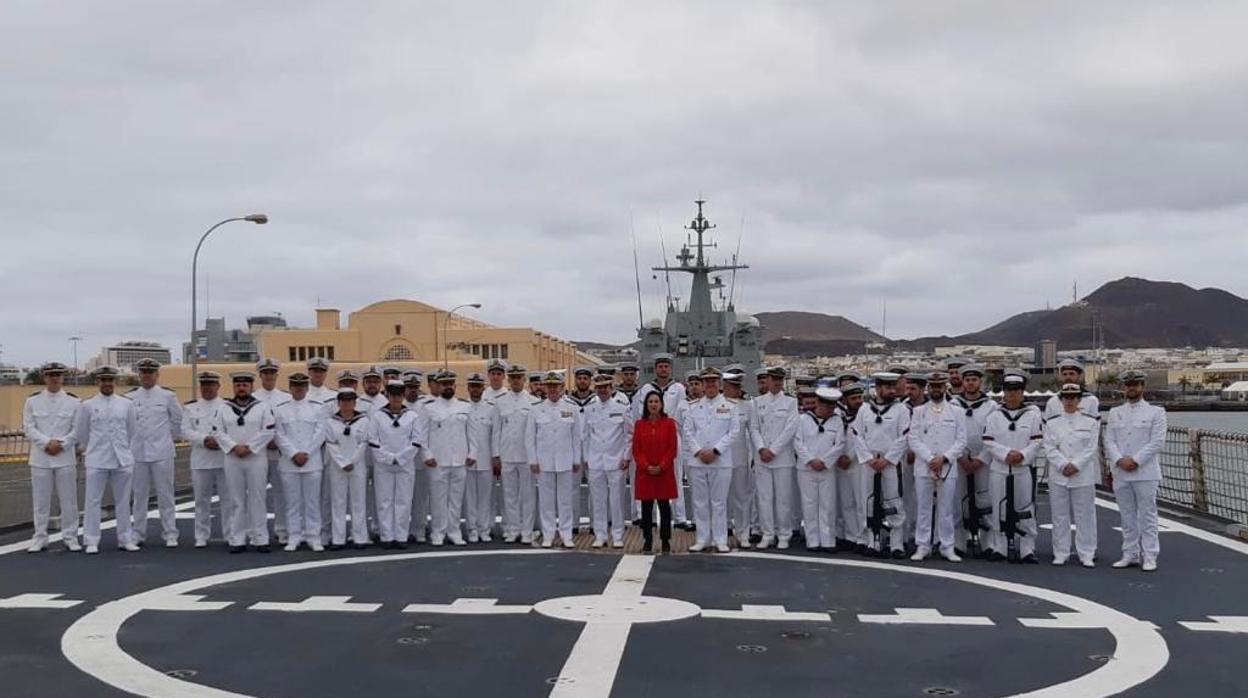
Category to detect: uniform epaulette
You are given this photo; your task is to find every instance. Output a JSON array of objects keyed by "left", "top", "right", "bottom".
[
  {"left": 29, "top": 390, "right": 41, "bottom": 397},
  {"left": 66, "top": 391, "right": 78, "bottom": 398},
  {"left": 185, "top": 399, "right": 198, "bottom": 405},
  {"left": 161, "top": 386, "right": 176, "bottom": 393},
  {"left": 531, "top": 398, "right": 544, "bottom": 405},
  {"left": 457, "top": 398, "right": 470, "bottom": 403},
  {"left": 126, "top": 387, "right": 138, "bottom": 393},
  {"left": 120, "top": 393, "right": 133, "bottom": 400}
]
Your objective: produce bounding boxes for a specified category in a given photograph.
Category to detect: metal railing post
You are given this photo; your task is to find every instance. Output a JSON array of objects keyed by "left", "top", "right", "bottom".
[{"left": 1189, "top": 428, "right": 1208, "bottom": 514}]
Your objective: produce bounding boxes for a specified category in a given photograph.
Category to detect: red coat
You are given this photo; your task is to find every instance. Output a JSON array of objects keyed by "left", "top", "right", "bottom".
[{"left": 631, "top": 416, "right": 678, "bottom": 500}]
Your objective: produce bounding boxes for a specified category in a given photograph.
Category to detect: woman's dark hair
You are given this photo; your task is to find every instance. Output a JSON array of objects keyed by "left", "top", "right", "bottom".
[{"left": 642, "top": 391, "right": 667, "bottom": 419}]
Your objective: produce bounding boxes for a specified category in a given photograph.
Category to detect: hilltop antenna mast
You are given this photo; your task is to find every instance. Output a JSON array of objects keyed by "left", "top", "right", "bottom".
[{"left": 630, "top": 211, "right": 645, "bottom": 331}]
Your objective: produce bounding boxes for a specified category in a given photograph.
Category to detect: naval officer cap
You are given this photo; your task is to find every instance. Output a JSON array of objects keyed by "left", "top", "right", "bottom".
[
  {"left": 754, "top": 367, "right": 771, "bottom": 378},
  {"left": 723, "top": 370, "right": 744, "bottom": 383},
  {"left": 306, "top": 357, "right": 330, "bottom": 371},
  {"left": 336, "top": 369, "right": 360, "bottom": 383},
  {"left": 596, "top": 365, "right": 618, "bottom": 376},
  {"left": 652, "top": 353, "right": 674, "bottom": 366},
  {"left": 959, "top": 364, "right": 986, "bottom": 378},
  {"left": 402, "top": 371, "right": 423, "bottom": 387},
  {"left": 619, "top": 361, "right": 640, "bottom": 372},
  {"left": 1057, "top": 359, "right": 1084, "bottom": 373},
  {"left": 528, "top": 371, "right": 544, "bottom": 381},
  {"left": 135, "top": 358, "right": 162, "bottom": 372},
  {"left": 197, "top": 370, "right": 221, "bottom": 384},
  {"left": 466, "top": 372, "right": 487, "bottom": 385},
  {"left": 336, "top": 387, "right": 358, "bottom": 400},
  {"left": 767, "top": 366, "right": 787, "bottom": 379},
  {"left": 886, "top": 364, "right": 909, "bottom": 376},
  {"left": 700, "top": 366, "right": 722, "bottom": 380},
  {"left": 904, "top": 371, "right": 928, "bottom": 385},
  {"left": 256, "top": 358, "right": 280, "bottom": 373},
  {"left": 93, "top": 365, "right": 120, "bottom": 379},
  {"left": 795, "top": 375, "right": 816, "bottom": 387},
  {"left": 592, "top": 373, "right": 615, "bottom": 387},
  {"left": 946, "top": 357, "right": 969, "bottom": 370},
  {"left": 361, "top": 365, "right": 383, "bottom": 379},
  {"left": 796, "top": 386, "right": 816, "bottom": 397},
  {"left": 815, "top": 386, "right": 843, "bottom": 403},
  {"left": 434, "top": 369, "right": 457, "bottom": 382},
  {"left": 1120, "top": 369, "right": 1147, "bottom": 384},
  {"left": 382, "top": 365, "right": 401, "bottom": 376},
  {"left": 384, "top": 380, "right": 405, "bottom": 394},
  {"left": 1002, "top": 370, "right": 1028, "bottom": 389},
  {"left": 840, "top": 382, "right": 865, "bottom": 396},
  {"left": 871, "top": 371, "right": 901, "bottom": 384},
  {"left": 1058, "top": 383, "right": 1083, "bottom": 396},
  {"left": 542, "top": 371, "right": 565, "bottom": 384},
  {"left": 230, "top": 370, "right": 255, "bottom": 383},
  {"left": 485, "top": 358, "right": 508, "bottom": 373},
  {"left": 573, "top": 366, "right": 594, "bottom": 378},
  {"left": 287, "top": 372, "right": 310, "bottom": 384},
  {"left": 926, "top": 371, "right": 949, "bottom": 385},
  {"left": 506, "top": 364, "right": 527, "bottom": 376},
  {"left": 40, "top": 361, "right": 68, "bottom": 375},
  {"left": 685, "top": 370, "right": 703, "bottom": 382}
]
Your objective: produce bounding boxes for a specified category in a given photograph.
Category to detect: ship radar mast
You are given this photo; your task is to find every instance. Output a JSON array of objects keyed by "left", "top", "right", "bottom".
[{"left": 653, "top": 200, "right": 748, "bottom": 317}]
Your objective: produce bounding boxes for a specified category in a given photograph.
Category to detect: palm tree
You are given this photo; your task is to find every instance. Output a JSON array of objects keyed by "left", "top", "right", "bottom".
[{"left": 1178, "top": 376, "right": 1191, "bottom": 395}]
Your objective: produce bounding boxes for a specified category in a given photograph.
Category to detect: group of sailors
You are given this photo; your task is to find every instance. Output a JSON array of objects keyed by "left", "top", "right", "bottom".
[{"left": 22, "top": 353, "right": 1166, "bottom": 571}]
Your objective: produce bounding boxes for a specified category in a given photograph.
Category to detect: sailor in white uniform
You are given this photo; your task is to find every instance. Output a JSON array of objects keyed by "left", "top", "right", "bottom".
[
  {"left": 835, "top": 383, "right": 867, "bottom": 551},
  {"left": 793, "top": 387, "right": 846, "bottom": 551},
  {"left": 23, "top": 361, "right": 81, "bottom": 553},
  {"left": 305, "top": 357, "right": 336, "bottom": 546},
  {"left": 750, "top": 366, "right": 800, "bottom": 549},
  {"left": 899, "top": 371, "right": 929, "bottom": 549},
  {"left": 403, "top": 370, "right": 435, "bottom": 544},
  {"left": 908, "top": 372, "right": 966, "bottom": 561},
  {"left": 484, "top": 359, "right": 510, "bottom": 402},
  {"left": 852, "top": 372, "right": 910, "bottom": 557},
  {"left": 952, "top": 364, "right": 997, "bottom": 554},
  {"left": 722, "top": 369, "right": 755, "bottom": 548},
  {"left": 128, "top": 358, "right": 183, "bottom": 547},
  {"left": 528, "top": 372, "right": 583, "bottom": 548},
  {"left": 357, "top": 365, "right": 385, "bottom": 540},
  {"left": 982, "top": 370, "right": 1044, "bottom": 563},
  {"left": 253, "top": 358, "right": 292, "bottom": 544},
  {"left": 1044, "top": 383, "right": 1102, "bottom": 567},
  {"left": 418, "top": 370, "right": 475, "bottom": 546},
  {"left": 274, "top": 372, "right": 328, "bottom": 552},
  {"left": 1043, "top": 359, "right": 1100, "bottom": 420},
  {"left": 464, "top": 372, "right": 501, "bottom": 542},
  {"left": 323, "top": 387, "right": 371, "bottom": 550},
  {"left": 369, "top": 380, "right": 422, "bottom": 549},
  {"left": 1105, "top": 369, "right": 1167, "bottom": 572},
  {"left": 497, "top": 364, "right": 539, "bottom": 543},
  {"left": 182, "top": 371, "right": 232, "bottom": 548},
  {"left": 564, "top": 367, "right": 596, "bottom": 534},
  {"left": 582, "top": 373, "right": 633, "bottom": 548},
  {"left": 683, "top": 367, "right": 740, "bottom": 552},
  {"left": 217, "top": 371, "right": 277, "bottom": 553},
  {"left": 77, "top": 366, "right": 139, "bottom": 554}
]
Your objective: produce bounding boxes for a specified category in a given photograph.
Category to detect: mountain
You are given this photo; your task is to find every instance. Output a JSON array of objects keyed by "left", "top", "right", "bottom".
[
  {"left": 754, "top": 311, "right": 885, "bottom": 356},
  {"left": 904, "top": 277, "right": 1248, "bottom": 350}
]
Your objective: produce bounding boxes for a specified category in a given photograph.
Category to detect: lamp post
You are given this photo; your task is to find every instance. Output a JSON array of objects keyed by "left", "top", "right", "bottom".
[
  {"left": 68, "top": 336, "right": 82, "bottom": 373},
  {"left": 191, "top": 215, "right": 268, "bottom": 384},
  {"left": 442, "top": 303, "right": 482, "bottom": 370}
]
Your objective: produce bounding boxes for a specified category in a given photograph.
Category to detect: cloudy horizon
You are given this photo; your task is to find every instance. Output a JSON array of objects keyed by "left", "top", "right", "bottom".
[{"left": 3, "top": 2, "right": 1248, "bottom": 367}]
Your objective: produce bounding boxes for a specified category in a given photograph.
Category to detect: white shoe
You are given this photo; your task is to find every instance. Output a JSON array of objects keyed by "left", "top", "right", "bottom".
[
  {"left": 737, "top": 538, "right": 752, "bottom": 549},
  {"left": 611, "top": 540, "right": 624, "bottom": 549},
  {"left": 194, "top": 540, "right": 208, "bottom": 549},
  {"left": 165, "top": 539, "right": 179, "bottom": 548},
  {"left": 689, "top": 542, "right": 706, "bottom": 552},
  {"left": 757, "top": 536, "right": 774, "bottom": 550},
  {"left": 450, "top": 537, "right": 467, "bottom": 547},
  {"left": 941, "top": 548, "right": 962, "bottom": 563},
  {"left": 911, "top": 548, "right": 930, "bottom": 561},
  {"left": 1142, "top": 559, "right": 1157, "bottom": 572},
  {"left": 520, "top": 533, "right": 533, "bottom": 544},
  {"left": 276, "top": 535, "right": 288, "bottom": 545},
  {"left": 122, "top": 542, "right": 141, "bottom": 552},
  {"left": 777, "top": 539, "right": 790, "bottom": 550},
  {"left": 64, "top": 539, "right": 82, "bottom": 552},
  {"left": 431, "top": 538, "right": 445, "bottom": 547},
  {"left": 503, "top": 534, "right": 518, "bottom": 544},
  {"left": 1080, "top": 557, "right": 1096, "bottom": 568},
  {"left": 284, "top": 542, "right": 298, "bottom": 552},
  {"left": 311, "top": 542, "right": 325, "bottom": 552},
  {"left": 562, "top": 538, "right": 576, "bottom": 549},
  {"left": 480, "top": 533, "right": 492, "bottom": 543},
  {"left": 26, "top": 542, "right": 44, "bottom": 553},
  {"left": 591, "top": 539, "right": 606, "bottom": 549},
  {"left": 541, "top": 539, "right": 553, "bottom": 548},
  {"left": 1051, "top": 556, "right": 1068, "bottom": 566},
  {"left": 467, "top": 531, "right": 479, "bottom": 543},
  {"left": 1112, "top": 557, "right": 1138, "bottom": 569},
  {"left": 85, "top": 545, "right": 99, "bottom": 555},
  {"left": 716, "top": 543, "right": 731, "bottom": 553}
]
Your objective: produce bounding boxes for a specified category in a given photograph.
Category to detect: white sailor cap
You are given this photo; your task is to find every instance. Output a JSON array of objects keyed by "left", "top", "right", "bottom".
[
  {"left": 1057, "top": 359, "right": 1084, "bottom": 373},
  {"left": 685, "top": 370, "right": 703, "bottom": 382},
  {"left": 336, "top": 387, "right": 358, "bottom": 400},
  {"left": 871, "top": 371, "right": 901, "bottom": 384},
  {"left": 723, "top": 371, "right": 744, "bottom": 383},
  {"left": 840, "top": 382, "right": 866, "bottom": 396},
  {"left": 618, "top": 361, "right": 640, "bottom": 372},
  {"left": 1002, "top": 371, "right": 1028, "bottom": 389},
  {"left": 815, "top": 387, "right": 842, "bottom": 403},
  {"left": 230, "top": 370, "right": 255, "bottom": 383},
  {"left": 959, "top": 364, "right": 986, "bottom": 378},
  {"left": 903, "top": 371, "right": 928, "bottom": 385},
  {"left": 385, "top": 379, "right": 406, "bottom": 392},
  {"left": 256, "top": 358, "right": 280, "bottom": 373},
  {"left": 652, "top": 353, "right": 674, "bottom": 365},
  {"left": 528, "top": 371, "right": 544, "bottom": 381},
  {"left": 381, "top": 365, "right": 402, "bottom": 376},
  {"left": 573, "top": 366, "right": 594, "bottom": 377},
  {"left": 754, "top": 367, "right": 771, "bottom": 378},
  {"left": 1058, "top": 383, "right": 1083, "bottom": 396}
]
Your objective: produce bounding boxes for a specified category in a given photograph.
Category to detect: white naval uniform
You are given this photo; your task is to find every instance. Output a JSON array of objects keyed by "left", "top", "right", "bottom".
[
  {"left": 982, "top": 405, "right": 1044, "bottom": 558},
  {"left": 484, "top": 385, "right": 509, "bottom": 403},
  {"left": 527, "top": 396, "right": 583, "bottom": 545},
  {"left": 496, "top": 389, "right": 538, "bottom": 540},
  {"left": 793, "top": 410, "right": 846, "bottom": 550},
  {"left": 834, "top": 408, "right": 864, "bottom": 546},
  {"left": 307, "top": 383, "right": 338, "bottom": 545},
  {"left": 465, "top": 398, "right": 501, "bottom": 541},
  {"left": 581, "top": 393, "right": 633, "bottom": 545},
  {"left": 852, "top": 398, "right": 910, "bottom": 552},
  {"left": 254, "top": 386, "right": 292, "bottom": 540},
  {"left": 953, "top": 394, "right": 997, "bottom": 551},
  {"left": 275, "top": 397, "right": 328, "bottom": 547},
  {"left": 726, "top": 395, "right": 755, "bottom": 543},
  {"left": 749, "top": 391, "right": 799, "bottom": 545},
  {"left": 908, "top": 399, "right": 966, "bottom": 553},
  {"left": 633, "top": 380, "right": 688, "bottom": 521},
  {"left": 683, "top": 394, "right": 741, "bottom": 548},
  {"left": 1104, "top": 399, "right": 1166, "bottom": 564},
  {"left": 356, "top": 390, "right": 384, "bottom": 538},
  {"left": 900, "top": 400, "right": 923, "bottom": 546},
  {"left": 127, "top": 385, "right": 183, "bottom": 545},
  {"left": 368, "top": 405, "right": 422, "bottom": 544},
  {"left": 417, "top": 396, "right": 475, "bottom": 545},
  {"left": 1044, "top": 410, "right": 1101, "bottom": 562},
  {"left": 182, "top": 397, "right": 232, "bottom": 545},
  {"left": 76, "top": 392, "right": 137, "bottom": 548},
  {"left": 564, "top": 392, "right": 595, "bottom": 530},
  {"left": 407, "top": 395, "right": 435, "bottom": 541},
  {"left": 324, "top": 411, "right": 370, "bottom": 546},
  {"left": 216, "top": 397, "right": 276, "bottom": 547},
  {"left": 1044, "top": 391, "right": 1100, "bottom": 420},
  {"left": 23, "top": 388, "right": 81, "bottom": 547}
]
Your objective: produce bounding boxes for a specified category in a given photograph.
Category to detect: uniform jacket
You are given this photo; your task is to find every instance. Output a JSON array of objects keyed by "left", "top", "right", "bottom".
[
  {"left": 907, "top": 400, "right": 966, "bottom": 476},
  {"left": 1104, "top": 400, "right": 1166, "bottom": 482},
  {"left": 632, "top": 380, "right": 687, "bottom": 420},
  {"left": 1043, "top": 392, "right": 1100, "bottom": 421},
  {"left": 494, "top": 389, "right": 537, "bottom": 463},
  {"left": 215, "top": 397, "right": 275, "bottom": 467},
  {"left": 794, "top": 410, "right": 846, "bottom": 472},
  {"left": 581, "top": 393, "right": 634, "bottom": 470},
  {"left": 1043, "top": 411, "right": 1101, "bottom": 488},
  {"left": 324, "top": 411, "right": 370, "bottom": 472},
  {"left": 982, "top": 404, "right": 1044, "bottom": 475},
  {"left": 418, "top": 397, "right": 475, "bottom": 468},
  {"left": 127, "top": 385, "right": 183, "bottom": 462},
  {"left": 23, "top": 388, "right": 80, "bottom": 468},
  {"left": 953, "top": 394, "right": 997, "bottom": 461},
  {"left": 467, "top": 398, "right": 502, "bottom": 471},
  {"left": 725, "top": 395, "right": 753, "bottom": 468},
  {"left": 367, "top": 405, "right": 422, "bottom": 470},
  {"left": 682, "top": 394, "right": 741, "bottom": 469},
  {"left": 183, "top": 398, "right": 226, "bottom": 471},
  {"left": 852, "top": 398, "right": 911, "bottom": 466},
  {"left": 275, "top": 397, "right": 328, "bottom": 473},
  {"left": 526, "top": 397, "right": 583, "bottom": 472},
  {"left": 307, "top": 385, "right": 337, "bottom": 414},
  {"left": 76, "top": 393, "right": 136, "bottom": 470},
  {"left": 748, "top": 392, "right": 799, "bottom": 469}
]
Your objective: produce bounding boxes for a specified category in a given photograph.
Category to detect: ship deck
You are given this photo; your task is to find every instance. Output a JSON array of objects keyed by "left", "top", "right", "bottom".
[{"left": 1, "top": 495, "right": 1246, "bottom": 697}]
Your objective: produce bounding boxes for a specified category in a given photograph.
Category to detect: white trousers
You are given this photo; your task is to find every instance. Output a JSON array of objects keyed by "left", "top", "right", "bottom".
[
  {"left": 226, "top": 456, "right": 270, "bottom": 547},
  {"left": 796, "top": 467, "right": 837, "bottom": 549},
  {"left": 914, "top": 473, "right": 958, "bottom": 551},
  {"left": 374, "top": 464, "right": 415, "bottom": 543},
  {"left": 989, "top": 469, "right": 1037, "bottom": 557},
  {"left": 689, "top": 465, "right": 733, "bottom": 547},
  {"left": 319, "top": 469, "right": 334, "bottom": 544},
  {"left": 281, "top": 470, "right": 323, "bottom": 545},
  {"left": 588, "top": 468, "right": 626, "bottom": 543},
  {"left": 836, "top": 464, "right": 864, "bottom": 544},
  {"left": 267, "top": 452, "right": 287, "bottom": 538},
  {"left": 192, "top": 468, "right": 232, "bottom": 544},
  {"left": 538, "top": 470, "right": 576, "bottom": 542},
  {"left": 672, "top": 454, "right": 688, "bottom": 521},
  {"left": 410, "top": 466, "right": 431, "bottom": 540},
  {"left": 955, "top": 466, "right": 991, "bottom": 550},
  {"left": 729, "top": 465, "right": 754, "bottom": 537},
  {"left": 501, "top": 462, "right": 537, "bottom": 537},
  {"left": 900, "top": 458, "right": 917, "bottom": 544},
  {"left": 30, "top": 466, "right": 79, "bottom": 545},
  {"left": 1049, "top": 483, "right": 1097, "bottom": 561},
  {"left": 84, "top": 467, "right": 133, "bottom": 547},
  {"left": 464, "top": 469, "right": 495, "bottom": 537},
  {"left": 131, "top": 458, "right": 177, "bottom": 544},
  {"left": 861, "top": 465, "right": 906, "bottom": 551},
  {"left": 1114, "top": 479, "right": 1160, "bottom": 562},
  {"left": 755, "top": 466, "right": 796, "bottom": 541},
  {"left": 572, "top": 468, "right": 586, "bottom": 530},
  {"left": 326, "top": 463, "right": 369, "bottom": 545},
  {"left": 428, "top": 465, "right": 467, "bottom": 543}
]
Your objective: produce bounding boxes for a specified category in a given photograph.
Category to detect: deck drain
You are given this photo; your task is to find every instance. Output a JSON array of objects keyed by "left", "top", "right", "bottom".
[
  {"left": 780, "top": 631, "right": 811, "bottom": 640},
  {"left": 396, "top": 636, "right": 429, "bottom": 645},
  {"left": 736, "top": 644, "right": 768, "bottom": 653},
  {"left": 165, "top": 669, "right": 198, "bottom": 679},
  {"left": 923, "top": 687, "right": 959, "bottom": 696},
  {"left": 1127, "top": 582, "right": 1153, "bottom": 589},
  {"left": 1200, "top": 567, "right": 1224, "bottom": 574},
  {"left": 1089, "top": 654, "right": 1113, "bottom": 663},
  {"left": 1014, "top": 599, "right": 1041, "bottom": 606},
  {"left": 411, "top": 624, "right": 435, "bottom": 631},
  {"left": 546, "top": 677, "right": 575, "bottom": 686},
  {"left": 731, "top": 591, "right": 762, "bottom": 599},
  {"left": 461, "top": 585, "right": 489, "bottom": 593}
]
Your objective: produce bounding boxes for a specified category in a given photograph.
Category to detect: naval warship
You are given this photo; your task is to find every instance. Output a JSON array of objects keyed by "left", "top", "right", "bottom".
[{"left": 637, "top": 200, "right": 764, "bottom": 382}]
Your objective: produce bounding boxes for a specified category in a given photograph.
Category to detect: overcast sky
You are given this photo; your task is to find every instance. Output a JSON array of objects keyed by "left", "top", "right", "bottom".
[{"left": 3, "top": 2, "right": 1248, "bottom": 366}]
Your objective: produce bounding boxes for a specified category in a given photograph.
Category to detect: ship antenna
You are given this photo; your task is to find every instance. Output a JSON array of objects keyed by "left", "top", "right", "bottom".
[
  {"left": 657, "top": 213, "right": 674, "bottom": 312},
  {"left": 630, "top": 210, "right": 645, "bottom": 331},
  {"left": 728, "top": 213, "right": 744, "bottom": 311}
]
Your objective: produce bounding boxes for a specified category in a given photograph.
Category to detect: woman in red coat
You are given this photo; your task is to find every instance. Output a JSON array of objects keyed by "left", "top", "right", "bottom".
[{"left": 632, "top": 392, "right": 678, "bottom": 554}]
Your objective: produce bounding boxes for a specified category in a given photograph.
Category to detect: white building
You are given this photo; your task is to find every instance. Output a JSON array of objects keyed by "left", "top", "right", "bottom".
[
  {"left": 1222, "top": 381, "right": 1248, "bottom": 401},
  {"left": 87, "top": 341, "right": 173, "bottom": 372}
]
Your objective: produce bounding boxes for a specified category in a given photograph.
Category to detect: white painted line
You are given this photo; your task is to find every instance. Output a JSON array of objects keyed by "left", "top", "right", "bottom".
[
  {"left": 1093, "top": 498, "right": 1248, "bottom": 556},
  {"left": 143, "top": 594, "right": 234, "bottom": 612},
  {"left": 1019, "top": 611, "right": 1160, "bottom": 632},
  {"left": 1039, "top": 523, "right": 1175, "bottom": 534},
  {"left": 0, "top": 592, "right": 84, "bottom": 609},
  {"left": 249, "top": 596, "right": 381, "bottom": 613},
  {"left": 858, "top": 608, "right": 993, "bottom": 626},
  {"left": 701, "top": 604, "right": 831, "bottom": 622},
  {"left": 0, "top": 498, "right": 198, "bottom": 557},
  {"left": 401, "top": 598, "right": 532, "bottom": 615},
  {"left": 1178, "top": 616, "right": 1248, "bottom": 634}
]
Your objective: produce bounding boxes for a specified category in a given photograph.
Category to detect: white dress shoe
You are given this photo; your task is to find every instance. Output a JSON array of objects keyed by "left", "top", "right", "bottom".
[
  {"left": 26, "top": 542, "right": 44, "bottom": 553},
  {"left": 466, "top": 531, "right": 479, "bottom": 543},
  {"left": 562, "top": 538, "right": 576, "bottom": 549},
  {"left": 520, "top": 533, "right": 533, "bottom": 544},
  {"left": 503, "top": 534, "right": 518, "bottom": 544},
  {"left": 1051, "top": 556, "right": 1068, "bottom": 566},
  {"left": 715, "top": 543, "right": 731, "bottom": 553},
  {"left": 311, "top": 542, "right": 325, "bottom": 552},
  {"left": 591, "top": 539, "right": 605, "bottom": 548},
  {"left": 284, "top": 543, "right": 299, "bottom": 552},
  {"left": 194, "top": 540, "right": 208, "bottom": 549},
  {"left": 910, "top": 548, "right": 930, "bottom": 562},
  {"left": 85, "top": 545, "right": 99, "bottom": 555},
  {"left": 1080, "top": 557, "right": 1096, "bottom": 568},
  {"left": 122, "top": 542, "right": 141, "bottom": 552},
  {"left": 451, "top": 537, "right": 467, "bottom": 547},
  {"left": 1112, "top": 557, "right": 1138, "bottom": 569},
  {"left": 480, "top": 533, "right": 492, "bottom": 543},
  {"left": 737, "top": 538, "right": 752, "bottom": 549},
  {"left": 777, "top": 539, "right": 791, "bottom": 550},
  {"left": 1142, "top": 559, "right": 1157, "bottom": 572},
  {"left": 941, "top": 548, "right": 962, "bottom": 563},
  {"left": 688, "top": 542, "right": 706, "bottom": 552},
  {"left": 165, "top": 539, "right": 179, "bottom": 548},
  {"left": 65, "top": 539, "right": 82, "bottom": 552},
  {"left": 612, "top": 540, "right": 624, "bottom": 549},
  {"left": 541, "top": 539, "right": 553, "bottom": 548},
  {"left": 756, "top": 537, "right": 774, "bottom": 550}
]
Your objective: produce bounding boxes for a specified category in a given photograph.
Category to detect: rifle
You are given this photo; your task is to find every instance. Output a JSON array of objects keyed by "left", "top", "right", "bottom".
[
  {"left": 999, "top": 465, "right": 1034, "bottom": 563},
  {"left": 961, "top": 469, "right": 992, "bottom": 557},
  {"left": 866, "top": 465, "right": 897, "bottom": 557}
]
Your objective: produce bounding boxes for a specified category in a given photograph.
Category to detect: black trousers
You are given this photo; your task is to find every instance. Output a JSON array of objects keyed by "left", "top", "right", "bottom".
[{"left": 640, "top": 499, "right": 672, "bottom": 541}]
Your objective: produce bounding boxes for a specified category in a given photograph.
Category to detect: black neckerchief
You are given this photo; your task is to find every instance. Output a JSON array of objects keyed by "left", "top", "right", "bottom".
[
  {"left": 954, "top": 393, "right": 990, "bottom": 417},
  {"left": 999, "top": 404, "right": 1034, "bottom": 431},
  {"left": 225, "top": 397, "right": 260, "bottom": 426},
  {"left": 806, "top": 411, "right": 834, "bottom": 433},
  {"left": 380, "top": 405, "right": 406, "bottom": 428},
  {"left": 869, "top": 398, "right": 897, "bottom": 424},
  {"left": 567, "top": 392, "right": 594, "bottom": 410},
  {"left": 333, "top": 411, "right": 367, "bottom": 435}
]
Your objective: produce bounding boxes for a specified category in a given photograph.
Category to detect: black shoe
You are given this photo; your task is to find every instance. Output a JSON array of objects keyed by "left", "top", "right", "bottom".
[
  {"left": 643, "top": 539, "right": 654, "bottom": 554},
  {"left": 632, "top": 518, "right": 643, "bottom": 527},
  {"left": 891, "top": 549, "right": 907, "bottom": 560},
  {"left": 352, "top": 542, "right": 368, "bottom": 550},
  {"left": 1021, "top": 554, "right": 1039, "bottom": 564},
  {"left": 328, "top": 544, "right": 343, "bottom": 551},
  {"left": 255, "top": 544, "right": 271, "bottom": 553},
  {"left": 395, "top": 542, "right": 408, "bottom": 550},
  {"left": 821, "top": 546, "right": 838, "bottom": 554},
  {"left": 954, "top": 548, "right": 967, "bottom": 558},
  {"left": 661, "top": 541, "right": 672, "bottom": 554},
  {"left": 229, "top": 545, "right": 245, "bottom": 554}
]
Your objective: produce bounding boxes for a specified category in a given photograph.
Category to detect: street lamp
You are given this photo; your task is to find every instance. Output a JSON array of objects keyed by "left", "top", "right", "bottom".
[
  {"left": 191, "top": 215, "right": 268, "bottom": 383},
  {"left": 68, "top": 336, "right": 83, "bottom": 373},
  {"left": 442, "top": 303, "right": 482, "bottom": 369}
]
